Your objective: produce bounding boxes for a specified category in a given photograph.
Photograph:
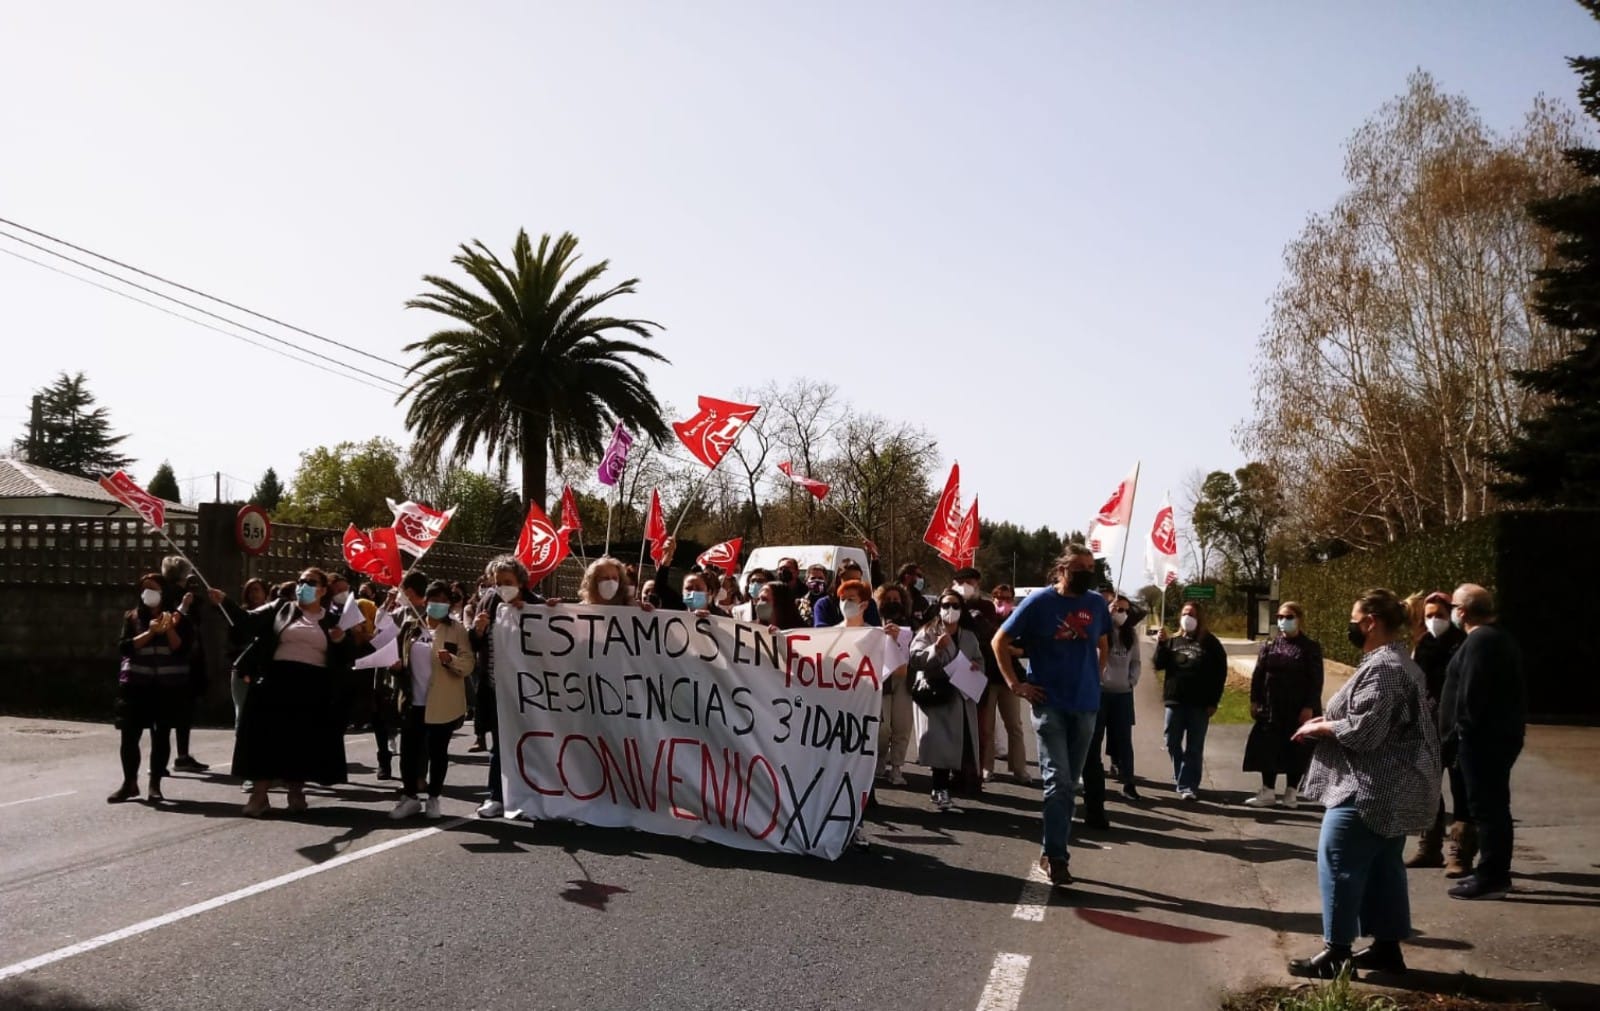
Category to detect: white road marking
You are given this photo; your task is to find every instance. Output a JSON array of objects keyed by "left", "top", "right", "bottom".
[
  {"left": 1011, "top": 864, "right": 1052, "bottom": 922},
  {"left": 975, "top": 952, "right": 1031, "bottom": 1011},
  {"left": 0, "top": 816, "right": 467, "bottom": 982},
  {"left": 0, "top": 791, "right": 76, "bottom": 809}
]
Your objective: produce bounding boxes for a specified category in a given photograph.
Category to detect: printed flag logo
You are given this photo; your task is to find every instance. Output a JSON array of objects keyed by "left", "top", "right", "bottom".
[
  {"left": 672, "top": 396, "right": 760, "bottom": 470},
  {"left": 98, "top": 470, "right": 167, "bottom": 530},
  {"left": 386, "top": 499, "right": 455, "bottom": 558}
]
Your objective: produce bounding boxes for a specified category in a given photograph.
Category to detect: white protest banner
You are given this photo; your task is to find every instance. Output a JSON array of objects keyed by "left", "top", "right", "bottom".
[{"left": 492, "top": 605, "right": 883, "bottom": 860}]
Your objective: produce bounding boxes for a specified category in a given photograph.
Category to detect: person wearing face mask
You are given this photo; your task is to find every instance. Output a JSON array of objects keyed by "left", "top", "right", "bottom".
[
  {"left": 754, "top": 580, "right": 806, "bottom": 631},
  {"left": 577, "top": 556, "right": 642, "bottom": 607},
  {"left": 1287, "top": 588, "right": 1440, "bottom": 979},
  {"left": 951, "top": 567, "right": 1022, "bottom": 788},
  {"left": 108, "top": 573, "right": 194, "bottom": 803},
  {"left": 732, "top": 569, "right": 773, "bottom": 622},
  {"left": 873, "top": 583, "right": 916, "bottom": 786},
  {"left": 895, "top": 563, "right": 931, "bottom": 625},
  {"left": 1242, "top": 601, "right": 1325, "bottom": 810},
  {"left": 677, "top": 570, "right": 727, "bottom": 617},
  {"left": 213, "top": 567, "right": 356, "bottom": 816},
  {"left": 992, "top": 545, "right": 1112, "bottom": 887},
  {"left": 388, "top": 580, "right": 476, "bottom": 820},
  {"left": 1155, "top": 602, "right": 1228, "bottom": 800},
  {"left": 910, "top": 590, "right": 984, "bottom": 812},
  {"left": 812, "top": 561, "right": 881, "bottom": 627},
  {"left": 468, "top": 556, "right": 545, "bottom": 818},
  {"left": 1436, "top": 584, "right": 1525, "bottom": 901},
  {"left": 1082, "top": 594, "right": 1144, "bottom": 823},
  {"left": 797, "top": 564, "right": 831, "bottom": 625},
  {"left": 715, "top": 573, "right": 743, "bottom": 614},
  {"left": 1406, "top": 591, "right": 1471, "bottom": 872}
]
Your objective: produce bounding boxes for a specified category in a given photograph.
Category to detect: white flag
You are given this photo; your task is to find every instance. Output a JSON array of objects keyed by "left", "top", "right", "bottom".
[
  {"left": 1145, "top": 491, "right": 1181, "bottom": 588},
  {"left": 1086, "top": 462, "right": 1139, "bottom": 558}
]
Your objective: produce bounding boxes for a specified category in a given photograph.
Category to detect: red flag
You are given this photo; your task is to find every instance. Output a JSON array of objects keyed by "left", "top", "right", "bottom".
[
  {"left": 644, "top": 489, "right": 668, "bottom": 564},
  {"left": 515, "top": 502, "right": 571, "bottom": 583},
  {"left": 99, "top": 470, "right": 167, "bottom": 530},
  {"left": 922, "top": 463, "right": 962, "bottom": 557},
  {"left": 1146, "top": 493, "right": 1180, "bottom": 588},
  {"left": 777, "top": 461, "right": 829, "bottom": 501},
  {"left": 696, "top": 537, "right": 743, "bottom": 572},
  {"left": 560, "top": 485, "right": 583, "bottom": 534},
  {"left": 386, "top": 498, "right": 456, "bottom": 557},
  {"left": 950, "top": 496, "right": 980, "bottom": 565},
  {"left": 342, "top": 524, "right": 405, "bottom": 586},
  {"left": 672, "top": 395, "right": 760, "bottom": 470},
  {"left": 1086, "top": 463, "right": 1139, "bottom": 556}
]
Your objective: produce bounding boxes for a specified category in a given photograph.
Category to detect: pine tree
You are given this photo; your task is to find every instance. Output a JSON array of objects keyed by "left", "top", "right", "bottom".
[
  {"left": 147, "top": 461, "right": 182, "bottom": 502},
  {"left": 13, "top": 372, "right": 133, "bottom": 478},
  {"left": 250, "top": 467, "right": 285, "bottom": 511},
  {"left": 1494, "top": 6, "right": 1600, "bottom": 506}
]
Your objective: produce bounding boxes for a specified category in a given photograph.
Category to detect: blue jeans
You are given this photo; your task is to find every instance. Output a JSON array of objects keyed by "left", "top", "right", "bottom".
[
  {"left": 1102, "top": 691, "right": 1135, "bottom": 782},
  {"left": 1318, "top": 803, "right": 1411, "bottom": 946},
  {"left": 1163, "top": 704, "right": 1211, "bottom": 791},
  {"left": 1032, "top": 705, "right": 1098, "bottom": 860}
]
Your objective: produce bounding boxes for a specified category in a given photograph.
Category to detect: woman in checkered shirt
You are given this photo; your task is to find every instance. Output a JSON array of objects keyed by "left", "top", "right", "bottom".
[{"left": 1286, "top": 588, "right": 1442, "bottom": 980}]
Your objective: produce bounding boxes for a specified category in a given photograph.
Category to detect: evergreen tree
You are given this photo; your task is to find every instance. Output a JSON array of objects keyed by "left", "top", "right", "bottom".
[
  {"left": 250, "top": 467, "right": 285, "bottom": 511},
  {"left": 147, "top": 461, "right": 182, "bottom": 502},
  {"left": 1494, "top": 7, "right": 1600, "bottom": 506},
  {"left": 13, "top": 372, "right": 133, "bottom": 478}
]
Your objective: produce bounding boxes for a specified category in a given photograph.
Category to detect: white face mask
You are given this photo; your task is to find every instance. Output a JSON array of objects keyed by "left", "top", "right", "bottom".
[
  {"left": 1111, "top": 610, "right": 1128, "bottom": 627},
  {"left": 598, "top": 578, "right": 621, "bottom": 601},
  {"left": 841, "top": 600, "right": 865, "bottom": 620},
  {"left": 333, "top": 590, "right": 351, "bottom": 606},
  {"left": 957, "top": 583, "right": 978, "bottom": 601},
  {"left": 1179, "top": 615, "right": 1199, "bottom": 634},
  {"left": 1426, "top": 616, "right": 1450, "bottom": 638},
  {"left": 497, "top": 584, "right": 520, "bottom": 603},
  {"left": 939, "top": 606, "right": 961, "bottom": 625},
  {"left": 140, "top": 588, "right": 162, "bottom": 609}
]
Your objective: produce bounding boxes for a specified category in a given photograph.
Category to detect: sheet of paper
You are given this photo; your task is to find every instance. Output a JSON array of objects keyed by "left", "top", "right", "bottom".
[
  {"left": 353, "top": 638, "right": 398, "bottom": 671},
  {"left": 950, "top": 655, "right": 987, "bottom": 703}
]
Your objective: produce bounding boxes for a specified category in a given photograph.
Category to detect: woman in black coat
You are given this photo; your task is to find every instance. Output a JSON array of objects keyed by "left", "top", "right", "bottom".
[
  {"left": 213, "top": 567, "right": 357, "bottom": 816},
  {"left": 1241, "top": 600, "right": 1324, "bottom": 809}
]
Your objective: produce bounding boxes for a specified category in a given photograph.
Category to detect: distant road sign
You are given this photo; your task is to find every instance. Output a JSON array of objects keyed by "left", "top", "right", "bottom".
[
  {"left": 1182, "top": 584, "right": 1216, "bottom": 601},
  {"left": 235, "top": 505, "right": 272, "bottom": 556}
]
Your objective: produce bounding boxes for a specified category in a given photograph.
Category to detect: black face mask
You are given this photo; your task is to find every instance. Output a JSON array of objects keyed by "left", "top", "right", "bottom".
[
  {"left": 1346, "top": 621, "right": 1367, "bottom": 650},
  {"left": 881, "top": 603, "right": 904, "bottom": 620},
  {"left": 1067, "top": 570, "right": 1095, "bottom": 595}
]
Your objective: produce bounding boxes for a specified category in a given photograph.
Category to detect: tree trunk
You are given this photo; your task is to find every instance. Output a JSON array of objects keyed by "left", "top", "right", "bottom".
[{"left": 521, "top": 415, "right": 551, "bottom": 515}]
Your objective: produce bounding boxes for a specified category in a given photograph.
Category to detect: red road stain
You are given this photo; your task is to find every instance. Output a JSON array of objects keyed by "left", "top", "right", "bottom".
[
  {"left": 560, "top": 880, "right": 630, "bottom": 911},
  {"left": 1075, "top": 908, "right": 1227, "bottom": 944}
]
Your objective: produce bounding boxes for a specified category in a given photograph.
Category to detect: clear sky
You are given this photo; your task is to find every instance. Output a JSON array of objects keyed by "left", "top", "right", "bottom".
[{"left": 2, "top": 1, "right": 1593, "bottom": 570}]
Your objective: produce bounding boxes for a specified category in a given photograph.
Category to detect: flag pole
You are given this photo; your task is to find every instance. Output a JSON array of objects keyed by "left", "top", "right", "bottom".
[
  {"left": 825, "top": 499, "right": 873, "bottom": 545},
  {"left": 603, "top": 480, "right": 618, "bottom": 558},
  {"left": 1115, "top": 461, "right": 1141, "bottom": 593},
  {"left": 669, "top": 455, "right": 725, "bottom": 542},
  {"left": 153, "top": 526, "right": 235, "bottom": 627}
]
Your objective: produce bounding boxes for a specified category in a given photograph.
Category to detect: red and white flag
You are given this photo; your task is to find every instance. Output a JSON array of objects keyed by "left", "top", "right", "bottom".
[
  {"left": 560, "top": 485, "right": 583, "bottom": 534},
  {"left": 342, "top": 524, "right": 405, "bottom": 586},
  {"left": 99, "top": 470, "right": 167, "bottom": 530},
  {"left": 644, "top": 488, "right": 668, "bottom": 564},
  {"left": 515, "top": 501, "right": 571, "bottom": 583},
  {"left": 386, "top": 498, "right": 456, "bottom": 558},
  {"left": 1145, "top": 492, "right": 1181, "bottom": 588},
  {"left": 776, "top": 461, "right": 829, "bottom": 501},
  {"left": 946, "top": 496, "right": 980, "bottom": 566},
  {"left": 672, "top": 395, "right": 760, "bottom": 470},
  {"left": 922, "top": 462, "right": 962, "bottom": 558},
  {"left": 1086, "top": 463, "right": 1139, "bottom": 558},
  {"left": 696, "top": 537, "right": 743, "bottom": 573}
]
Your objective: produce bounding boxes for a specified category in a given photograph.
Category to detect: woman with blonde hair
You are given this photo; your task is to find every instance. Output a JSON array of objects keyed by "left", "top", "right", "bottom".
[{"left": 577, "top": 555, "right": 641, "bottom": 606}]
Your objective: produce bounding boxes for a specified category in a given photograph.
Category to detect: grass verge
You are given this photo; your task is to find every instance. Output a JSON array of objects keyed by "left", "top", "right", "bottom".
[{"left": 1223, "top": 975, "right": 1553, "bottom": 1011}]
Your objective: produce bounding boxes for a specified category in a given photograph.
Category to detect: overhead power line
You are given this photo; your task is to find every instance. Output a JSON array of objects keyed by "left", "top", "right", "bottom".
[
  {"left": 0, "top": 246, "right": 403, "bottom": 396},
  {"left": 0, "top": 229, "right": 408, "bottom": 394},
  {"left": 0, "top": 214, "right": 409, "bottom": 373}
]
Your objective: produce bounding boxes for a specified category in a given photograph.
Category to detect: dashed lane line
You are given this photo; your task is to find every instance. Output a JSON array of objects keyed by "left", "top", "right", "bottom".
[{"left": 975, "top": 952, "right": 1031, "bottom": 1011}]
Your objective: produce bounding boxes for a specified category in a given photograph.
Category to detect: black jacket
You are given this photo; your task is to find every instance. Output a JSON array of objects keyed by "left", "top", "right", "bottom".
[
  {"left": 1156, "top": 631, "right": 1228, "bottom": 708},
  {"left": 1412, "top": 624, "right": 1466, "bottom": 707},
  {"left": 1439, "top": 624, "right": 1526, "bottom": 745},
  {"left": 225, "top": 599, "right": 357, "bottom": 680}
]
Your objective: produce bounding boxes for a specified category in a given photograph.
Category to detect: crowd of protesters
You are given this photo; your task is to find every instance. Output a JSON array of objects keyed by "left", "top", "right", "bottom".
[{"left": 106, "top": 540, "right": 1525, "bottom": 981}]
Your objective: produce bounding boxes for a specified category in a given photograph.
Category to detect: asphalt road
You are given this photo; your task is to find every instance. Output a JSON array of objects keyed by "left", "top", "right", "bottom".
[{"left": 9, "top": 638, "right": 1594, "bottom": 1011}]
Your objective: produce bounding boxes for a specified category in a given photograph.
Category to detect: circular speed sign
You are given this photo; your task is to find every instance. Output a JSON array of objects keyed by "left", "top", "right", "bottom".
[{"left": 235, "top": 504, "right": 272, "bottom": 557}]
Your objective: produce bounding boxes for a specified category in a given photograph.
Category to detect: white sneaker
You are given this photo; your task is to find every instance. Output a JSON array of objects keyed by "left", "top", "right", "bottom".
[
  {"left": 476, "top": 800, "right": 504, "bottom": 819},
  {"left": 424, "top": 797, "right": 441, "bottom": 820},
  {"left": 887, "top": 768, "right": 908, "bottom": 787},
  {"left": 389, "top": 796, "right": 422, "bottom": 820},
  {"left": 932, "top": 789, "right": 952, "bottom": 812},
  {"left": 851, "top": 826, "right": 870, "bottom": 849},
  {"left": 981, "top": 769, "right": 993, "bottom": 783},
  {"left": 1243, "top": 788, "right": 1279, "bottom": 808},
  {"left": 1282, "top": 787, "right": 1300, "bottom": 810},
  {"left": 1178, "top": 787, "right": 1199, "bottom": 801}
]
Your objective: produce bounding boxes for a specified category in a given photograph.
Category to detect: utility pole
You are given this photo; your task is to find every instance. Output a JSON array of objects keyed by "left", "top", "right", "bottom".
[
  {"left": 215, "top": 471, "right": 221, "bottom": 503},
  {"left": 27, "top": 394, "right": 42, "bottom": 459}
]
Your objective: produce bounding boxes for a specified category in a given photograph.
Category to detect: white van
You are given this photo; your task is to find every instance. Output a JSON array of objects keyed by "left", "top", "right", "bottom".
[{"left": 739, "top": 544, "right": 872, "bottom": 587}]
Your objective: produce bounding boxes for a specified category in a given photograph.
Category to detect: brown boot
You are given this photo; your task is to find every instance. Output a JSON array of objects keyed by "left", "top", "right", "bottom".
[
  {"left": 1406, "top": 821, "right": 1446, "bottom": 868},
  {"left": 1445, "top": 821, "right": 1477, "bottom": 879}
]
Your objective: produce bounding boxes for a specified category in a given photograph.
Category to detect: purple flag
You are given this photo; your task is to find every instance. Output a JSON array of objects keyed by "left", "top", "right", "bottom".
[{"left": 597, "top": 423, "right": 634, "bottom": 486}]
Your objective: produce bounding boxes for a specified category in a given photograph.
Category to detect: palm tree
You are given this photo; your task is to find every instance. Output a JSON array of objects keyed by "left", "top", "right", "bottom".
[{"left": 400, "top": 230, "right": 671, "bottom": 511}]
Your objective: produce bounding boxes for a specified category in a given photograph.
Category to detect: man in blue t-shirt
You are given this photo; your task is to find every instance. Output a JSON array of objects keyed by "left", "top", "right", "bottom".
[{"left": 993, "top": 543, "right": 1111, "bottom": 887}]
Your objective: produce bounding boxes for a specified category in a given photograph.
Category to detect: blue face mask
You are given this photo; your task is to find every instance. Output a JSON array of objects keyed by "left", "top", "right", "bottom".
[
  {"left": 1277, "top": 617, "right": 1298, "bottom": 635},
  {"left": 684, "top": 590, "right": 707, "bottom": 610},
  {"left": 426, "top": 602, "right": 450, "bottom": 620},
  {"left": 296, "top": 582, "right": 319, "bottom": 605}
]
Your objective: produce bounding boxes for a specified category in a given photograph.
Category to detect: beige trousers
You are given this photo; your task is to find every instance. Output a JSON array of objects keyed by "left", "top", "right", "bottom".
[{"left": 980, "top": 683, "right": 1030, "bottom": 779}]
